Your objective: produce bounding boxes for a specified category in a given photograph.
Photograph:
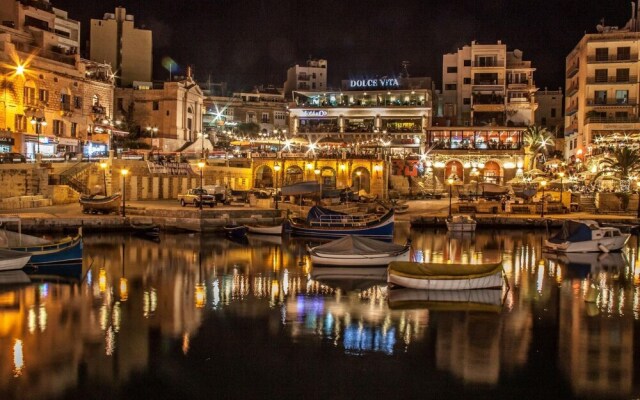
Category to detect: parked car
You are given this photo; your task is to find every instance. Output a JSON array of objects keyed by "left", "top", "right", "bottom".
[
  {"left": 178, "top": 188, "right": 216, "bottom": 207},
  {"left": 0, "top": 152, "right": 26, "bottom": 163},
  {"left": 202, "top": 185, "right": 231, "bottom": 204}
]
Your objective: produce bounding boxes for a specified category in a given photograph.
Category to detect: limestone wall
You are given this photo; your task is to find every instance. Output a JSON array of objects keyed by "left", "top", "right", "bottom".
[
  {"left": 0, "top": 164, "right": 51, "bottom": 198},
  {"left": 51, "top": 185, "right": 80, "bottom": 205}
]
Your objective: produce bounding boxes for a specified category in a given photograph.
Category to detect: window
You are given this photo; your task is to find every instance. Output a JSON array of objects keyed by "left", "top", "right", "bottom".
[
  {"left": 261, "top": 113, "right": 270, "bottom": 123},
  {"left": 70, "top": 122, "right": 77, "bottom": 138},
  {"left": 53, "top": 120, "right": 64, "bottom": 136},
  {"left": 247, "top": 112, "right": 256, "bottom": 123},
  {"left": 541, "top": 117, "right": 547, "bottom": 125},
  {"left": 38, "top": 89, "right": 48, "bottom": 104},
  {"left": 615, "top": 111, "right": 629, "bottom": 119},
  {"left": 594, "top": 69, "right": 608, "bottom": 83},
  {"left": 60, "top": 94, "right": 71, "bottom": 111},
  {"left": 616, "top": 68, "right": 630, "bottom": 82},
  {"left": 116, "top": 98, "right": 123, "bottom": 110},
  {"left": 551, "top": 108, "right": 556, "bottom": 118},
  {"left": 475, "top": 55, "right": 497, "bottom": 67},
  {"left": 152, "top": 101, "right": 159, "bottom": 110},
  {"left": 617, "top": 46, "right": 631, "bottom": 60},
  {"left": 595, "top": 48, "right": 608, "bottom": 61},
  {"left": 447, "top": 66, "right": 457, "bottom": 73},
  {"left": 463, "top": 77, "right": 471, "bottom": 84},
  {"left": 569, "top": 138, "right": 573, "bottom": 150},
  {"left": 15, "top": 115, "right": 26, "bottom": 131},
  {"left": 23, "top": 86, "right": 36, "bottom": 105},
  {"left": 445, "top": 84, "right": 457, "bottom": 90},
  {"left": 312, "top": 73, "right": 316, "bottom": 79},
  {"left": 74, "top": 96, "right": 82, "bottom": 109},
  {"left": 463, "top": 98, "right": 471, "bottom": 105},
  {"left": 312, "top": 83, "right": 316, "bottom": 89},
  {"left": 594, "top": 90, "right": 607, "bottom": 104},
  {"left": 616, "top": 90, "right": 629, "bottom": 104},
  {"left": 92, "top": 94, "right": 99, "bottom": 106},
  {"left": 463, "top": 60, "right": 471, "bottom": 67},
  {"left": 274, "top": 111, "right": 286, "bottom": 121}
]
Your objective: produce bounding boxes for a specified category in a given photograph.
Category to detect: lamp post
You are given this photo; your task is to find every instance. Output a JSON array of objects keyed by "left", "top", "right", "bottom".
[
  {"left": 197, "top": 160, "right": 205, "bottom": 210},
  {"left": 558, "top": 171, "right": 565, "bottom": 211},
  {"left": 121, "top": 168, "right": 129, "bottom": 218},
  {"left": 356, "top": 170, "right": 362, "bottom": 194},
  {"left": 315, "top": 168, "right": 321, "bottom": 204},
  {"left": 274, "top": 162, "right": 281, "bottom": 210},
  {"left": 100, "top": 162, "right": 108, "bottom": 196},
  {"left": 30, "top": 117, "right": 47, "bottom": 158},
  {"left": 447, "top": 177, "right": 454, "bottom": 218},
  {"left": 540, "top": 180, "right": 547, "bottom": 218}
]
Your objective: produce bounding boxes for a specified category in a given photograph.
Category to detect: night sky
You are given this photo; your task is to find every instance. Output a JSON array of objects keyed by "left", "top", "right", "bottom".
[{"left": 52, "top": 0, "right": 632, "bottom": 92}]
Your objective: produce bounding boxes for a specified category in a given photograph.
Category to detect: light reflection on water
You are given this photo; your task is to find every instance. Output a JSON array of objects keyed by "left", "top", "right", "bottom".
[{"left": 0, "top": 223, "right": 638, "bottom": 399}]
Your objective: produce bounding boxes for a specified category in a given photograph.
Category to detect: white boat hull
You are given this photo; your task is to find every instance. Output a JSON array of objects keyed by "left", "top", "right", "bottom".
[
  {"left": 0, "top": 249, "right": 32, "bottom": 271},
  {"left": 246, "top": 224, "right": 283, "bottom": 235},
  {"left": 388, "top": 271, "right": 504, "bottom": 290},
  {"left": 544, "top": 235, "right": 629, "bottom": 253},
  {"left": 446, "top": 222, "right": 477, "bottom": 232},
  {"left": 310, "top": 249, "right": 410, "bottom": 266}
]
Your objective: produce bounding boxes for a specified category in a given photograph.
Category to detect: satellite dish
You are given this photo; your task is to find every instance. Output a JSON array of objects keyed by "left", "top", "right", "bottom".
[
  {"left": 597, "top": 24, "right": 604, "bottom": 32},
  {"left": 513, "top": 49, "right": 522, "bottom": 58}
]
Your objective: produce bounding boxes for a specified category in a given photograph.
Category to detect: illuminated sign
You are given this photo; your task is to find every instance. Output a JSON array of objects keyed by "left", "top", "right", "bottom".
[
  {"left": 349, "top": 78, "right": 400, "bottom": 89},
  {"left": 0, "top": 137, "right": 14, "bottom": 145},
  {"left": 301, "top": 110, "right": 328, "bottom": 117}
]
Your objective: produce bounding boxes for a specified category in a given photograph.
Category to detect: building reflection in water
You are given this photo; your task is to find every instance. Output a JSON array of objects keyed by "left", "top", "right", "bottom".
[{"left": 0, "top": 228, "right": 638, "bottom": 398}]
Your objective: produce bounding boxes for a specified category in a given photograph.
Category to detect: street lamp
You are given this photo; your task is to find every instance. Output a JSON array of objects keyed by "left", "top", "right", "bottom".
[
  {"left": 30, "top": 117, "right": 47, "bottom": 157},
  {"left": 447, "top": 177, "right": 454, "bottom": 218},
  {"left": 540, "top": 180, "right": 547, "bottom": 218},
  {"left": 121, "top": 168, "right": 129, "bottom": 218},
  {"left": 274, "top": 162, "right": 281, "bottom": 210},
  {"left": 356, "top": 170, "right": 362, "bottom": 194},
  {"left": 558, "top": 171, "right": 565, "bottom": 211},
  {"left": 315, "top": 168, "right": 321, "bottom": 204},
  {"left": 100, "top": 162, "right": 109, "bottom": 196},
  {"left": 197, "top": 160, "right": 205, "bottom": 210}
]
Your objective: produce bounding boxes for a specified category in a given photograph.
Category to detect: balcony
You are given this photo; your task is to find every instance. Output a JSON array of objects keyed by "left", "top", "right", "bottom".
[
  {"left": 472, "top": 61, "right": 504, "bottom": 68},
  {"left": 565, "top": 105, "right": 578, "bottom": 116},
  {"left": 587, "top": 76, "right": 637, "bottom": 84},
  {"left": 472, "top": 93, "right": 504, "bottom": 105},
  {"left": 566, "top": 85, "right": 579, "bottom": 97},
  {"left": 587, "top": 54, "right": 637, "bottom": 63},
  {"left": 471, "top": 79, "right": 504, "bottom": 87},
  {"left": 19, "top": 0, "right": 53, "bottom": 12},
  {"left": 585, "top": 116, "right": 640, "bottom": 124},
  {"left": 586, "top": 98, "right": 637, "bottom": 106},
  {"left": 61, "top": 102, "right": 72, "bottom": 112},
  {"left": 13, "top": 41, "right": 76, "bottom": 66},
  {"left": 297, "top": 74, "right": 311, "bottom": 81},
  {"left": 507, "top": 80, "right": 531, "bottom": 89},
  {"left": 566, "top": 64, "right": 579, "bottom": 78}
]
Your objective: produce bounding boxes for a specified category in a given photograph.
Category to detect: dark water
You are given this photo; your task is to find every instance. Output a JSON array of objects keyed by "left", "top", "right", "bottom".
[{"left": 1, "top": 222, "right": 640, "bottom": 400}]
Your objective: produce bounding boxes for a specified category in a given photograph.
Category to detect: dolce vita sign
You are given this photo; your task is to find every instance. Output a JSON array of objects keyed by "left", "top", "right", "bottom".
[{"left": 349, "top": 78, "right": 400, "bottom": 89}]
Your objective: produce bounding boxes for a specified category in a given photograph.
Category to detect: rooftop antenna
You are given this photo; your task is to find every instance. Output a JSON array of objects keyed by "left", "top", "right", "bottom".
[{"left": 401, "top": 61, "right": 410, "bottom": 78}]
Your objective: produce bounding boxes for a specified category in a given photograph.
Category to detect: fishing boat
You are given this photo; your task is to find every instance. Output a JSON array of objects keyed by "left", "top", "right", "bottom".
[
  {"left": 9, "top": 232, "right": 83, "bottom": 265},
  {"left": 446, "top": 215, "right": 477, "bottom": 232},
  {"left": 387, "top": 260, "right": 504, "bottom": 290},
  {"left": 388, "top": 288, "right": 503, "bottom": 312},
  {"left": 544, "top": 220, "right": 630, "bottom": 253},
  {"left": 0, "top": 248, "right": 32, "bottom": 271},
  {"left": 307, "top": 235, "right": 410, "bottom": 266},
  {"left": 289, "top": 206, "right": 395, "bottom": 239},
  {"left": 224, "top": 224, "right": 248, "bottom": 240},
  {"left": 246, "top": 223, "right": 283, "bottom": 235},
  {"left": 79, "top": 193, "right": 122, "bottom": 214},
  {"left": 130, "top": 220, "right": 160, "bottom": 238}
]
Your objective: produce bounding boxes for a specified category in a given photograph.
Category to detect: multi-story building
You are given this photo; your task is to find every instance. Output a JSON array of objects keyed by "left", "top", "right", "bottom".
[
  {"left": 564, "top": 16, "right": 640, "bottom": 163},
  {"left": 0, "top": 2, "right": 115, "bottom": 159},
  {"left": 442, "top": 40, "right": 538, "bottom": 127},
  {"left": 114, "top": 71, "right": 204, "bottom": 153},
  {"left": 90, "top": 7, "right": 152, "bottom": 87},
  {"left": 536, "top": 87, "right": 564, "bottom": 155},
  {"left": 283, "top": 59, "right": 327, "bottom": 99}
]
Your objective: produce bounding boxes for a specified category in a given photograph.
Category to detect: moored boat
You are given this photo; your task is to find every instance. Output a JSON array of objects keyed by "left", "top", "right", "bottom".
[
  {"left": 79, "top": 193, "right": 122, "bottom": 214},
  {"left": 9, "top": 232, "right": 83, "bottom": 265},
  {"left": 446, "top": 215, "right": 477, "bottom": 232},
  {"left": 308, "top": 235, "right": 410, "bottom": 266},
  {"left": 387, "top": 260, "right": 504, "bottom": 290},
  {"left": 246, "top": 223, "right": 283, "bottom": 235},
  {"left": 544, "top": 220, "right": 630, "bottom": 253},
  {"left": 0, "top": 248, "right": 32, "bottom": 271},
  {"left": 130, "top": 220, "right": 160, "bottom": 239},
  {"left": 388, "top": 288, "right": 503, "bottom": 312},
  {"left": 224, "top": 224, "right": 248, "bottom": 240},
  {"left": 310, "top": 266, "right": 387, "bottom": 292},
  {"left": 289, "top": 206, "right": 395, "bottom": 239}
]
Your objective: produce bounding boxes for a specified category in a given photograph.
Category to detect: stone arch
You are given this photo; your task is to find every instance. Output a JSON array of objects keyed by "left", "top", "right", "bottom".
[
  {"left": 445, "top": 160, "right": 464, "bottom": 182},
  {"left": 285, "top": 165, "right": 303, "bottom": 186},
  {"left": 352, "top": 167, "right": 371, "bottom": 193},
  {"left": 254, "top": 164, "right": 273, "bottom": 188},
  {"left": 483, "top": 160, "right": 502, "bottom": 184}
]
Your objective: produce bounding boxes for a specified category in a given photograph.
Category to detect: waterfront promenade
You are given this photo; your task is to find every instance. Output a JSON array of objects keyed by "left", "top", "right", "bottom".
[{"left": 0, "top": 199, "right": 637, "bottom": 232}]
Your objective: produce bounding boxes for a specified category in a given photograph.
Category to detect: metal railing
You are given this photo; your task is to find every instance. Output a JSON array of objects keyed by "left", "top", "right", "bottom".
[
  {"left": 587, "top": 54, "right": 637, "bottom": 63},
  {"left": 586, "top": 98, "right": 637, "bottom": 106},
  {"left": 586, "top": 76, "right": 637, "bottom": 84}
]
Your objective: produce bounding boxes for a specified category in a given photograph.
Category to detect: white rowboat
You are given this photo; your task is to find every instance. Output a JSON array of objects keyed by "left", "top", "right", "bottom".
[{"left": 308, "top": 235, "right": 411, "bottom": 266}]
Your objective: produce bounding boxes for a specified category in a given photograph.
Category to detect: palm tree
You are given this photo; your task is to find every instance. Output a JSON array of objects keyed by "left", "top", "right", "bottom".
[
  {"left": 595, "top": 147, "right": 640, "bottom": 182},
  {"left": 523, "top": 125, "right": 555, "bottom": 169}
]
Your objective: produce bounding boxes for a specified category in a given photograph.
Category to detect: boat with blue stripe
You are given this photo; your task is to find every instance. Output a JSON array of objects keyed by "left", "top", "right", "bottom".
[
  {"left": 10, "top": 233, "right": 83, "bottom": 266},
  {"left": 289, "top": 206, "right": 395, "bottom": 239}
]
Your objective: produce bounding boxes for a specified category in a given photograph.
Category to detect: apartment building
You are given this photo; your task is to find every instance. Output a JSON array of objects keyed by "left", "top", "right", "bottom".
[
  {"left": 283, "top": 59, "right": 327, "bottom": 99},
  {"left": 442, "top": 40, "right": 538, "bottom": 127},
  {"left": 564, "top": 19, "right": 640, "bottom": 162}
]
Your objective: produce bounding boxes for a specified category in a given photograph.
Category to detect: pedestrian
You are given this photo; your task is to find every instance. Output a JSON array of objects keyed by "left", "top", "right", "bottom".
[{"left": 501, "top": 196, "right": 507, "bottom": 212}]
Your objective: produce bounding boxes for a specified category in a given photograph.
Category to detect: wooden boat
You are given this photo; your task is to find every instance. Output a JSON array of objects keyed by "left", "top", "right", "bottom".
[
  {"left": 130, "top": 220, "right": 160, "bottom": 238},
  {"left": 393, "top": 201, "right": 409, "bottom": 214},
  {"left": 446, "top": 215, "right": 477, "bottom": 232},
  {"left": 544, "top": 220, "right": 630, "bottom": 253},
  {"left": 307, "top": 235, "right": 410, "bottom": 266},
  {"left": 80, "top": 193, "right": 121, "bottom": 214},
  {"left": 10, "top": 232, "right": 83, "bottom": 266},
  {"left": 246, "top": 223, "right": 283, "bottom": 235},
  {"left": 387, "top": 260, "right": 503, "bottom": 290},
  {"left": 388, "top": 288, "right": 503, "bottom": 312},
  {"left": 224, "top": 224, "right": 248, "bottom": 240},
  {"left": 289, "top": 206, "right": 395, "bottom": 239},
  {"left": 0, "top": 248, "right": 32, "bottom": 271}
]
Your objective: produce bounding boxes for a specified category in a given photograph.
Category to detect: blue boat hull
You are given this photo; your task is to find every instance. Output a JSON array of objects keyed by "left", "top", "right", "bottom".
[
  {"left": 12, "top": 235, "right": 83, "bottom": 265},
  {"left": 290, "top": 213, "right": 395, "bottom": 239}
]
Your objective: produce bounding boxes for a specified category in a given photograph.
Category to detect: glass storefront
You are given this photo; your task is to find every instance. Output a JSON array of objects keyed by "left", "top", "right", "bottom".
[{"left": 83, "top": 141, "right": 108, "bottom": 158}]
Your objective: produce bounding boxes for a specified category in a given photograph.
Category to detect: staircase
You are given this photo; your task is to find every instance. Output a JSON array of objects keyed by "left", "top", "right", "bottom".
[
  {"left": 58, "top": 162, "right": 92, "bottom": 195},
  {"left": 578, "top": 194, "right": 597, "bottom": 213}
]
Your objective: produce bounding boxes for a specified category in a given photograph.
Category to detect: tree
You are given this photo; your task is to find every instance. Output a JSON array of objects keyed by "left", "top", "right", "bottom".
[
  {"left": 523, "top": 125, "right": 555, "bottom": 169},
  {"left": 595, "top": 147, "right": 640, "bottom": 182},
  {"left": 236, "top": 122, "right": 260, "bottom": 139}
]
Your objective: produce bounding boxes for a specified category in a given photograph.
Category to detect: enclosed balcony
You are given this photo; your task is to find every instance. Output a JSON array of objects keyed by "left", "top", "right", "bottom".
[{"left": 426, "top": 128, "right": 524, "bottom": 151}]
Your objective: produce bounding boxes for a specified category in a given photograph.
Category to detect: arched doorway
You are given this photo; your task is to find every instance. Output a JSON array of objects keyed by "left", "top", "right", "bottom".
[
  {"left": 483, "top": 161, "right": 501, "bottom": 184},
  {"left": 285, "top": 165, "right": 303, "bottom": 186},
  {"left": 321, "top": 167, "right": 336, "bottom": 189},
  {"left": 255, "top": 165, "right": 273, "bottom": 188},
  {"left": 445, "top": 160, "right": 464, "bottom": 182},
  {"left": 352, "top": 167, "right": 371, "bottom": 193}
]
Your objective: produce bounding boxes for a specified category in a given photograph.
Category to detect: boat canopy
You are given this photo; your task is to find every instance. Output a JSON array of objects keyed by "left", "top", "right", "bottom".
[
  {"left": 306, "top": 206, "right": 346, "bottom": 223},
  {"left": 548, "top": 220, "right": 595, "bottom": 244},
  {"left": 281, "top": 181, "right": 320, "bottom": 196},
  {"left": 312, "top": 235, "right": 406, "bottom": 255}
]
